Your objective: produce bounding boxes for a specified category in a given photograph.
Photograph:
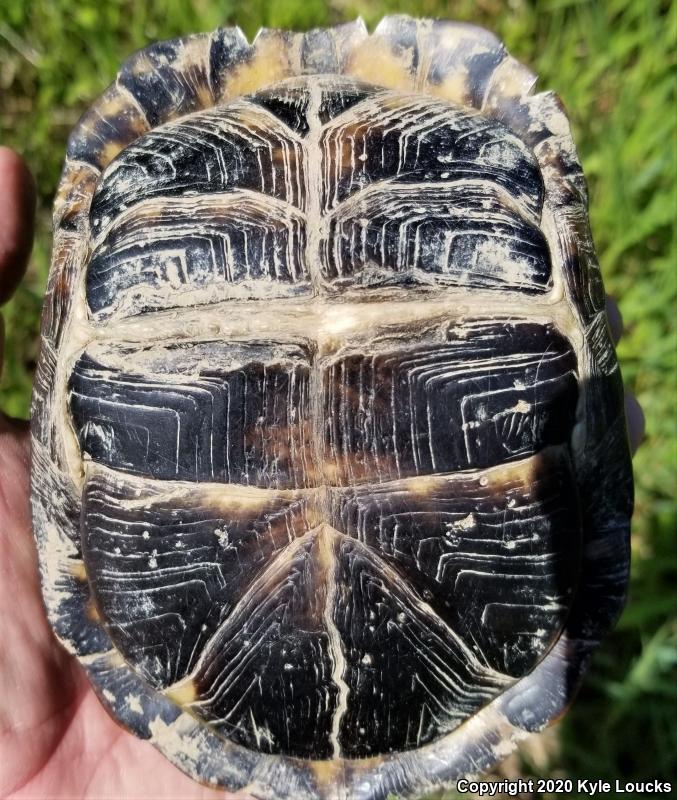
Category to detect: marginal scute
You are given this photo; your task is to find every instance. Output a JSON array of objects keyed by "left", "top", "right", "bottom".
[
  {"left": 118, "top": 33, "right": 214, "bottom": 127},
  {"left": 235, "top": 28, "right": 297, "bottom": 90},
  {"left": 345, "top": 38, "right": 415, "bottom": 93},
  {"left": 208, "top": 26, "right": 251, "bottom": 102},
  {"left": 374, "top": 16, "right": 508, "bottom": 107},
  {"left": 483, "top": 55, "right": 538, "bottom": 114},
  {"left": 65, "top": 85, "right": 150, "bottom": 171},
  {"left": 53, "top": 163, "right": 100, "bottom": 232},
  {"left": 574, "top": 419, "right": 632, "bottom": 639},
  {"left": 424, "top": 21, "right": 506, "bottom": 107},
  {"left": 31, "top": 14, "right": 633, "bottom": 800},
  {"left": 301, "top": 28, "right": 341, "bottom": 74}
]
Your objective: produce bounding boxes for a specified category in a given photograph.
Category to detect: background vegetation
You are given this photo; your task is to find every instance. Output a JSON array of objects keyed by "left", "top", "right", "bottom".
[{"left": 1, "top": 0, "right": 675, "bottom": 796}]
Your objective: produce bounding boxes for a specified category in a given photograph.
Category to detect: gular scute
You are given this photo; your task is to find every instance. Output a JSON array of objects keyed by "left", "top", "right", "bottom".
[{"left": 33, "top": 47, "right": 629, "bottom": 776}]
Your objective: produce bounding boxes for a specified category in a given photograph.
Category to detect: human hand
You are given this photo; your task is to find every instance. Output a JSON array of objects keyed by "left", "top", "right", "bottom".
[{"left": 0, "top": 146, "right": 644, "bottom": 799}]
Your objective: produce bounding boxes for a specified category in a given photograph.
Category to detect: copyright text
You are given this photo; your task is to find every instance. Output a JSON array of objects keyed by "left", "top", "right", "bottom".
[{"left": 455, "top": 778, "right": 673, "bottom": 796}]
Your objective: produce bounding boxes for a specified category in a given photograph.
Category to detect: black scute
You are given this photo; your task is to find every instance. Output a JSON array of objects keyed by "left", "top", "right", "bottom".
[
  {"left": 252, "top": 88, "right": 311, "bottom": 136},
  {"left": 330, "top": 448, "right": 581, "bottom": 679},
  {"left": 320, "top": 96, "right": 544, "bottom": 213},
  {"left": 88, "top": 105, "right": 305, "bottom": 239},
  {"left": 82, "top": 470, "right": 311, "bottom": 687},
  {"left": 251, "top": 81, "right": 377, "bottom": 135},
  {"left": 86, "top": 196, "right": 309, "bottom": 317},
  {"left": 189, "top": 535, "right": 339, "bottom": 759},
  {"left": 69, "top": 343, "right": 312, "bottom": 489},
  {"left": 332, "top": 538, "right": 507, "bottom": 755},
  {"left": 322, "top": 322, "right": 578, "bottom": 484}
]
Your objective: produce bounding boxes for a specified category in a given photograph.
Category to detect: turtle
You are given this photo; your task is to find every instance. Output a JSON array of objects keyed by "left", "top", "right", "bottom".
[{"left": 31, "top": 15, "right": 633, "bottom": 800}]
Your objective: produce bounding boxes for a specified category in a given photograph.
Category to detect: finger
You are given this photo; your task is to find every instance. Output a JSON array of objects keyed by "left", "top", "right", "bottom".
[
  {"left": 0, "top": 147, "right": 36, "bottom": 306},
  {"left": 605, "top": 295, "right": 623, "bottom": 346},
  {"left": 625, "top": 392, "right": 645, "bottom": 455}
]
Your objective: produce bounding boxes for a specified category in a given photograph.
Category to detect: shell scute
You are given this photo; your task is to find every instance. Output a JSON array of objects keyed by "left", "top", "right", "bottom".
[{"left": 31, "top": 15, "right": 632, "bottom": 800}]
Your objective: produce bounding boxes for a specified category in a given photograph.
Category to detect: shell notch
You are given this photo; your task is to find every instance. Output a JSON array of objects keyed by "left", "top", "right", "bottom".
[{"left": 32, "top": 15, "right": 632, "bottom": 800}]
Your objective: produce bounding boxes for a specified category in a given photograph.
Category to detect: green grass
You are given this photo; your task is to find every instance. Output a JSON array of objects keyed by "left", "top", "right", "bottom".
[{"left": 1, "top": 0, "right": 675, "bottom": 793}]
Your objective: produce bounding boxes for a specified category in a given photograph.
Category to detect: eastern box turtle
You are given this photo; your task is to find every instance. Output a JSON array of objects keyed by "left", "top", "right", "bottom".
[{"left": 31, "top": 16, "right": 633, "bottom": 800}]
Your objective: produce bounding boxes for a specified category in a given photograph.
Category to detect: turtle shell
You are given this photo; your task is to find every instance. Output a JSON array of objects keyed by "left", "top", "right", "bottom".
[{"left": 31, "top": 15, "right": 633, "bottom": 800}]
